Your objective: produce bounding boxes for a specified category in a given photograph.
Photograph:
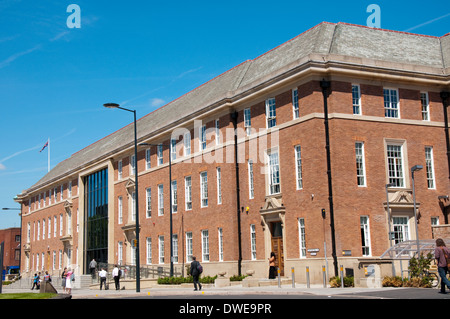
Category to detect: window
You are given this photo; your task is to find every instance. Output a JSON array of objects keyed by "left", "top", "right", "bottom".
[
  {"left": 158, "top": 184, "right": 164, "bottom": 216},
  {"left": 157, "top": 144, "right": 163, "bottom": 166},
  {"left": 268, "top": 151, "right": 280, "bottom": 194},
  {"left": 202, "top": 230, "right": 209, "bottom": 262},
  {"left": 294, "top": 145, "right": 303, "bottom": 189},
  {"left": 355, "top": 142, "right": 366, "bottom": 187},
  {"left": 170, "top": 138, "right": 176, "bottom": 161},
  {"left": 216, "top": 167, "right": 222, "bottom": 204},
  {"left": 431, "top": 217, "right": 439, "bottom": 226},
  {"left": 130, "top": 154, "right": 136, "bottom": 175},
  {"left": 68, "top": 181, "right": 72, "bottom": 198},
  {"left": 200, "top": 125, "right": 206, "bottom": 150},
  {"left": 48, "top": 217, "right": 51, "bottom": 239},
  {"left": 186, "top": 232, "right": 193, "bottom": 262},
  {"left": 384, "top": 88, "right": 399, "bottom": 118},
  {"left": 185, "top": 176, "right": 192, "bottom": 210},
  {"left": 420, "top": 92, "right": 429, "bottom": 121},
  {"left": 215, "top": 119, "right": 220, "bottom": 145},
  {"left": 266, "top": 98, "right": 277, "bottom": 128},
  {"left": 200, "top": 171, "right": 208, "bottom": 207},
  {"left": 352, "top": 84, "right": 361, "bottom": 115},
  {"left": 292, "top": 89, "right": 299, "bottom": 119},
  {"left": 250, "top": 224, "right": 256, "bottom": 260},
  {"left": 184, "top": 132, "right": 191, "bottom": 156},
  {"left": 146, "top": 188, "right": 151, "bottom": 218},
  {"left": 118, "top": 242, "right": 123, "bottom": 265},
  {"left": 393, "top": 216, "right": 409, "bottom": 245},
  {"left": 146, "top": 237, "right": 152, "bottom": 264},
  {"left": 425, "top": 147, "right": 435, "bottom": 189},
  {"left": 360, "top": 216, "right": 371, "bottom": 256},
  {"left": 118, "top": 160, "right": 123, "bottom": 180},
  {"left": 172, "top": 234, "right": 178, "bottom": 263},
  {"left": 131, "top": 192, "right": 136, "bottom": 221},
  {"left": 387, "top": 144, "right": 404, "bottom": 187},
  {"left": 42, "top": 219, "right": 45, "bottom": 239},
  {"left": 145, "top": 148, "right": 151, "bottom": 170},
  {"left": 171, "top": 180, "right": 177, "bottom": 213},
  {"left": 159, "top": 235, "right": 164, "bottom": 264},
  {"left": 244, "top": 108, "right": 251, "bottom": 136},
  {"left": 118, "top": 196, "right": 123, "bottom": 224},
  {"left": 218, "top": 228, "right": 223, "bottom": 262},
  {"left": 298, "top": 218, "right": 306, "bottom": 258},
  {"left": 248, "top": 160, "right": 254, "bottom": 199}
]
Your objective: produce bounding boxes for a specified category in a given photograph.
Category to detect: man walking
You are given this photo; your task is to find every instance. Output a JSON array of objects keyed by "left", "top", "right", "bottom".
[
  {"left": 112, "top": 265, "right": 121, "bottom": 290},
  {"left": 190, "top": 256, "right": 202, "bottom": 291},
  {"left": 99, "top": 268, "right": 108, "bottom": 290}
]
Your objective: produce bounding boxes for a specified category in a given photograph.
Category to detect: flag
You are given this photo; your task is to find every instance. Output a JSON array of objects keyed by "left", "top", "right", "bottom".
[{"left": 40, "top": 140, "right": 48, "bottom": 153}]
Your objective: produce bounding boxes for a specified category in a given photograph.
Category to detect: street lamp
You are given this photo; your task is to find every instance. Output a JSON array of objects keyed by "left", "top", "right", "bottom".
[
  {"left": 385, "top": 183, "right": 396, "bottom": 276},
  {"left": 139, "top": 142, "right": 174, "bottom": 277},
  {"left": 104, "top": 103, "right": 141, "bottom": 292},
  {"left": 411, "top": 165, "right": 423, "bottom": 257}
]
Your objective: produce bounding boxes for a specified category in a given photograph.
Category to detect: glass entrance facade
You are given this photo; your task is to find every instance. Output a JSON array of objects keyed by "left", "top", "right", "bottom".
[{"left": 84, "top": 168, "right": 108, "bottom": 272}]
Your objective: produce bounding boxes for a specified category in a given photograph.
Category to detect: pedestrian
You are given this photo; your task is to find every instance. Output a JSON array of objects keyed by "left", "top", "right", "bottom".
[
  {"left": 435, "top": 238, "right": 450, "bottom": 294},
  {"left": 268, "top": 252, "right": 276, "bottom": 279},
  {"left": 61, "top": 267, "right": 67, "bottom": 293},
  {"left": 112, "top": 264, "right": 120, "bottom": 290},
  {"left": 89, "top": 259, "right": 97, "bottom": 278},
  {"left": 31, "top": 273, "right": 39, "bottom": 290},
  {"left": 65, "top": 267, "right": 74, "bottom": 294},
  {"left": 190, "top": 256, "right": 202, "bottom": 291},
  {"left": 99, "top": 267, "right": 108, "bottom": 290},
  {"left": 44, "top": 271, "right": 51, "bottom": 282}
]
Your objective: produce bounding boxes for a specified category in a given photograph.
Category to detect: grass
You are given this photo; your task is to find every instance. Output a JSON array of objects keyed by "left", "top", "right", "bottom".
[{"left": 0, "top": 293, "right": 57, "bottom": 299}]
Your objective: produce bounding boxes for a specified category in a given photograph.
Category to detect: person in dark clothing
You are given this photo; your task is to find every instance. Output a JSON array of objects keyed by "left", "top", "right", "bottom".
[
  {"left": 435, "top": 238, "right": 450, "bottom": 294},
  {"left": 190, "top": 256, "right": 202, "bottom": 291}
]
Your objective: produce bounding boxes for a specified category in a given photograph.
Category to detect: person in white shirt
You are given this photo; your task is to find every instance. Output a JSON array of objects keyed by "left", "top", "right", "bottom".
[
  {"left": 112, "top": 265, "right": 120, "bottom": 290},
  {"left": 99, "top": 268, "right": 108, "bottom": 290}
]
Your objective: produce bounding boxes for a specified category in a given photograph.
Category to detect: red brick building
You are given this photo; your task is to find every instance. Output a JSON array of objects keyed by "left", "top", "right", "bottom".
[
  {"left": 0, "top": 228, "right": 21, "bottom": 274},
  {"left": 15, "top": 22, "right": 450, "bottom": 285}
]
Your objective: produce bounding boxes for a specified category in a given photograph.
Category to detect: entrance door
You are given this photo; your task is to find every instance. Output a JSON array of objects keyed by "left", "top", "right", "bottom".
[{"left": 270, "top": 222, "right": 284, "bottom": 276}]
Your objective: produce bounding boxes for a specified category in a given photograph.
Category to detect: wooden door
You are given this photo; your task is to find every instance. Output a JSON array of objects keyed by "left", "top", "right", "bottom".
[{"left": 271, "top": 237, "right": 284, "bottom": 276}]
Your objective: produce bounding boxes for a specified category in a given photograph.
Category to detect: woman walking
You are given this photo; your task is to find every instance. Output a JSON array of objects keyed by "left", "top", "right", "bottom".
[
  {"left": 65, "top": 267, "right": 74, "bottom": 294},
  {"left": 435, "top": 238, "right": 450, "bottom": 294}
]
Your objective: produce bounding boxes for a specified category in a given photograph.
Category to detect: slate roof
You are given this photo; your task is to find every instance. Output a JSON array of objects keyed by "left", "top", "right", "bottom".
[{"left": 20, "top": 22, "right": 450, "bottom": 195}]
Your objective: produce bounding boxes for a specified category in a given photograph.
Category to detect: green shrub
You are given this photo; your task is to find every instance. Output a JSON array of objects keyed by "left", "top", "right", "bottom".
[
  {"left": 157, "top": 275, "right": 217, "bottom": 285},
  {"left": 329, "top": 276, "right": 354, "bottom": 287}
]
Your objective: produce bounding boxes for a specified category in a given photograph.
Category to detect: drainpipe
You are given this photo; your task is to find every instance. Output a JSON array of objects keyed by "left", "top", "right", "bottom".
[
  {"left": 440, "top": 91, "right": 450, "bottom": 180},
  {"left": 320, "top": 79, "right": 338, "bottom": 277},
  {"left": 231, "top": 111, "right": 243, "bottom": 276}
]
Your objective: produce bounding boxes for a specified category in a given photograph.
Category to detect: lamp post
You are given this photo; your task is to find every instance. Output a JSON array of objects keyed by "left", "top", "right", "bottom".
[
  {"left": 411, "top": 165, "right": 423, "bottom": 258},
  {"left": 384, "top": 183, "right": 396, "bottom": 276},
  {"left": 139, "top": 142, "right": 174, "bottom": 277},
  {"left": 104, "top": 103, "right": 141, "bottom": 292}
]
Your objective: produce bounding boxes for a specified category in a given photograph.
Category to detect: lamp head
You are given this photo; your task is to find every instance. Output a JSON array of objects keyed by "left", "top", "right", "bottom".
[
  {"left": 103, "top": 103, "right": 120, "bottom": 109},
  {"left": 411, "top": 165, "right": 423, "bottom": 172}
]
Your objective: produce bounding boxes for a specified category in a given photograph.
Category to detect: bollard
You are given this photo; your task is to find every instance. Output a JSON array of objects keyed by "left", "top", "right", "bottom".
[
  {"left": 277, "top": 267, "right": 281, "bottom": 288},
  {"left": 306, "top": 266, "right": 310, "bottom": 288},
  {"left": 291, "top": 267, "right": 295, "bottom": 288},
  {"left": 340, "top": 265, "right": 344, "bottom": 288},
  {"left": 322, "top": 265, "right": 327, "bottom": 288}
]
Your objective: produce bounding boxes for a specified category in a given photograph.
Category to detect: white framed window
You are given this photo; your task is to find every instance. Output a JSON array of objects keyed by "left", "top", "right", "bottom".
[
  {"left": 42, "top": 219, "right": 45, "bottom": 239},
  {"left": 158, "top": 184, "right": 164, "bottom": 216},
  {"left": 202, "top": 230, "right": 210, "bottom": 262},
  {"left": 360, "top": 216, "right": 371, "bottom": 256},
  {"left": 425, "top": 146, "right": 435, "bottom": 189},
  {"left": 146, "top": 237, "right": 152, "bottom": 264},
  {"left": 60, "top": 185, "right": 63, "bottom": 201},
  {"left": 170, "top": 138, "right": 176, "bottom": 161},
  {"left": 431, "top": 217, "right": 439, "bottom": 226},
  {"left": 171, "top": 180, "right": 177, "bottom": 213},
  {"left": 48, "top": 217, "right": 51, "bottom": 239},
  {"left": 267, "top": 150, "right": 280, "bottom": 195},
  {"left": 59, "top": 214, "right": 63, "bottom": 236},
  {"left": 384, "top": 88, "right": 399, "bottom": 118},
  {"left": 118, "top": 160, "right": 123, "bottom": 180},
  {"left": 37, "top": 221, "right": 40, "bottom": 240},
  {"left": 250, "top": 224, "right": 256, "bottom": 260},
  {"left": 131, "top": 191, "right": 136, "bottom": 221},
  {"left": 352, "top": 84, "right": 361, "bottom": 115},
  {"left": 200, "top": 125, "right": 206, "bottom": 150},
  {"left": 130, "top": 154, "right": 136, "bottom": 176},
  {"left": 145, "top": 148, "right": 151, "bottom": 170},
  {"left": 185, "top": 176, "right": 192, "bottom": 210},
  {"left": 68, "top": 181, "right": 72, "bottom": 198},
  {"left": 184, "top": 132, "right": 191, "bottom": 156},
  {"left": 159, "top": 235, "right": 165, "bottom": 264},
  {"left": 215, "top": 119, "right": 220, "bottom": 145},
  {"left": 53, "top": 187, "right": 57, "bottom": 203},
  {"left": 200, "top": 171, "right": 208, "bottom": 207},
  {"left": 387, "top": 144, "right": 405, "bottom": 187},
  {"left": 186, "top": 232, "right": 193, "bottom": 262},
  {"left": 298, "top": 218, "right": 306, "bottom": 258},
  {"left": 420, "top": 92, "right": 430, "bottom": 121},
  {"left": 355, "top": 142, "right": 366, "bottom": 187},
  {"left": 393, "top": 216, "right": 409, "bottom": 245},
  {"left": 53, "top": 216, "right": 57, "bottom": 237},
  {"left": 157, "top": 144, "right": 163, "bottom": 166},
  {"left": 292, "top": 88, "right": 299, "bottom": 119},
  {"left": 118, "top": 241, "right": 123, "bottom": 265},
  {"left": 118, "top": 196, "right": 123, "bottom": 224},
  {"left": 218, "top": 228, "right": 223, "bottom": 262},
  {"left": 216, "top": 167, "right": 222, "bottom": 204},
  {"left": 244, "top": 108, "right": 251, "bottom": 136},
  {"left": 294, "top": 145, "right": 303, "bottom": 189},
  {"left": 265, "top": 98, "right": 276, "bottom": 128},
  {"left": 146, "top": 188, "right": 151, "bottom": 218},
  {"left": 248, "top": 160, "right": 254, "bottom": 199},
  {"left": 172, "top": 234, "right": 178, "bottom": 263}
]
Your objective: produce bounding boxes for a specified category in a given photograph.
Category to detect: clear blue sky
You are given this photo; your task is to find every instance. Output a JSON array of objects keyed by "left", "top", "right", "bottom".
[{"left": 0, "top": 0, "right": 448, "bottom": 229}]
